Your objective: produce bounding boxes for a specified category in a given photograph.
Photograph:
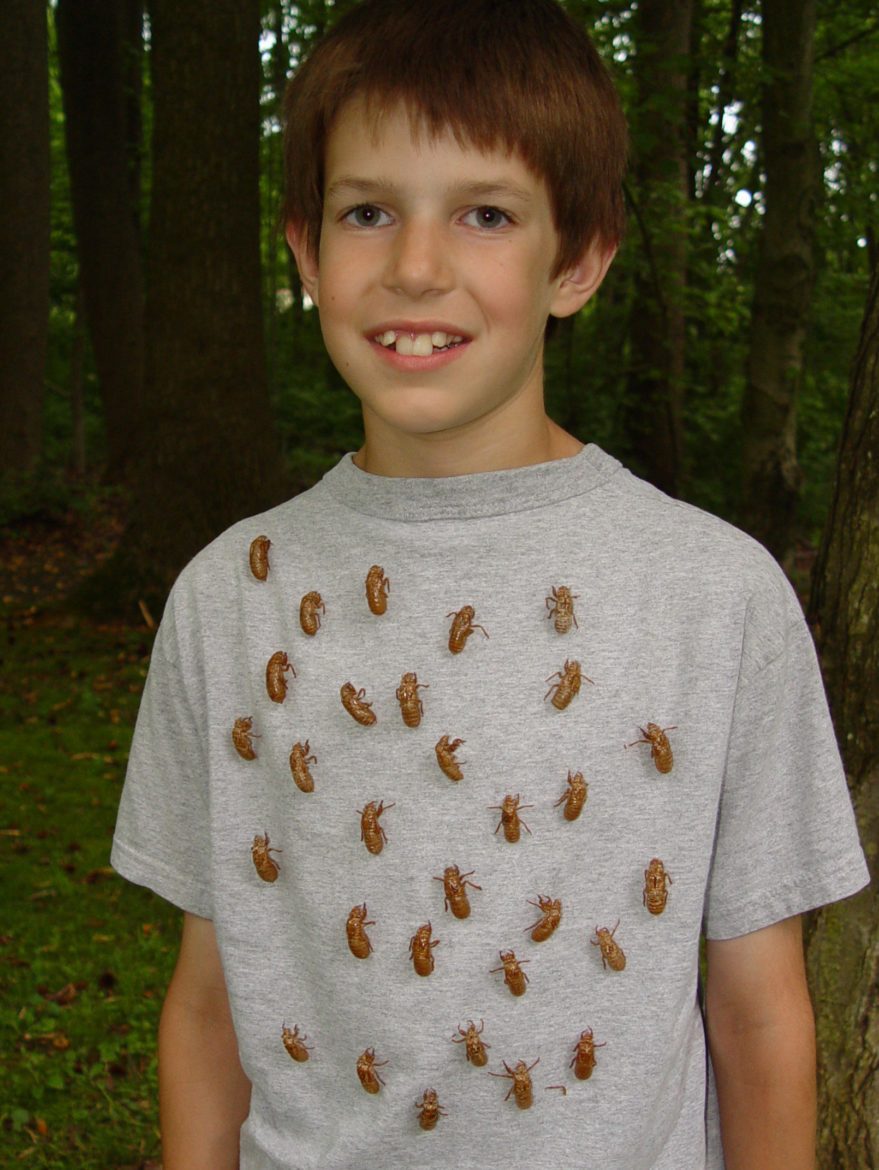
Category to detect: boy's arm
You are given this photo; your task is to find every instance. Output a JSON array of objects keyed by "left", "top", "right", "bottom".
[
  {"left": 705, "top": 914, "right": 816, "bottom": 1170},
  {"left": 159, "top": 912, "right": 252, "bottom": 1170}
]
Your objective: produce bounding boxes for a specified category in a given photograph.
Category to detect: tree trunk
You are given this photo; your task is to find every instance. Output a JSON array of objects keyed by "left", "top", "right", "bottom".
[
  {"left": 0, "top": 0, "right": 49, "bottom": 477},
  {"left": 55, "top": 0, "right": 145, "bottom": 478},
  {"left": 805, "top": 266, "right": 879, "bottom": 1168},
  {"left": 623, "top": 0, "right": 694, "bottom": 498},
  {"left": 82, "top": 0, "right": 287, "bottom": 616},
  {"left": 739, "top": 0, "right": 819, "bottom": 564}
]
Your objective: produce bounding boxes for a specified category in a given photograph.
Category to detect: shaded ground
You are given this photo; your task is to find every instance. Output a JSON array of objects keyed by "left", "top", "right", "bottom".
[{"left": 1, "top": 507, "right": 171, "bottom": 1169}]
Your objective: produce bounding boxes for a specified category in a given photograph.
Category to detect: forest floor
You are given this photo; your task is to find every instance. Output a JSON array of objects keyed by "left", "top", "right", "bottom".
[{"left": 1, "top": 508, "right": 172, "bottom": 1169}]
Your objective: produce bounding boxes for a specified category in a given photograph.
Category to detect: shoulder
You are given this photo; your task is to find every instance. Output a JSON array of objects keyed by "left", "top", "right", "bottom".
[{"left": 600, "top": 465, "right": 805, "bottom": 676}]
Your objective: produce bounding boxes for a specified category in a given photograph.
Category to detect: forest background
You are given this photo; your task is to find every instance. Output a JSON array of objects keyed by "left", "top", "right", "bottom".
[{"left": 0, "top": 0, "right": 876, "bottom": 1166}]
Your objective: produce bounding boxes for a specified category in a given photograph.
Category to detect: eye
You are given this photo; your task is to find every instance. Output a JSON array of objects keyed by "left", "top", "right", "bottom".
[
  {"left": 463, "top": 206, "right": 513, "bottom": 230},
  {"left": 343, "top": 204, "right": 391, "bottom": 228}
]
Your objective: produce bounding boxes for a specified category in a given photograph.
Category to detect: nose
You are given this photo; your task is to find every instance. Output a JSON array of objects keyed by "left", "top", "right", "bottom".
[{"left": 382, "top": 218, "right": 454, "bottom": 298}]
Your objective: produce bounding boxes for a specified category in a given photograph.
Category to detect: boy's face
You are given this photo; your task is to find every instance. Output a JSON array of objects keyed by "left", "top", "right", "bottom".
[{"left": 289, "top": 99, "right": 609, "bottom": 469}]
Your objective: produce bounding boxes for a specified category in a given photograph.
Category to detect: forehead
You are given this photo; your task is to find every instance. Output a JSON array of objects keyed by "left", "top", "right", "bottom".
[{"left": 324, "top": 97, "right": 549, "bottom": 202}]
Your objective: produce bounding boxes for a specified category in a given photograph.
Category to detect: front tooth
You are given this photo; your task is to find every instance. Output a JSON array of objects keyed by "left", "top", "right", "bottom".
[
  {"left": 396, "top": 334, "right": 415, "bottom": 356},
  {"left": 412, "top": 334, "right": 434, "bottom": 357}
]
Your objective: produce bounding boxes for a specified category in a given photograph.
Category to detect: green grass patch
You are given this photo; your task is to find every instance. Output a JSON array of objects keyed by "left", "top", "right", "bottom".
[{"left": 1, "top": 612, "right": 177, "bottom": 1168}]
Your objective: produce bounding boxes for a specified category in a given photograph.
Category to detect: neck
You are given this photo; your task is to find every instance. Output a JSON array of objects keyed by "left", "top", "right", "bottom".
[{"left": 354, "top": 416, "right": 583, "bottom": 478}]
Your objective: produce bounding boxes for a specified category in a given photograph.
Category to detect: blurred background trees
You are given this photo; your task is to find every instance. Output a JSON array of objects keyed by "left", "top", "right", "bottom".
[{"left": 0, "top": 4, "right": 876, "bottom": 1157}]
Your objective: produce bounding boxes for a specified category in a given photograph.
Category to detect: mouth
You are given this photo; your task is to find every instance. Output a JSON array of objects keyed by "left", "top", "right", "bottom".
[{"left": 372, "top": 329, "right": 466, "bottom": 357}]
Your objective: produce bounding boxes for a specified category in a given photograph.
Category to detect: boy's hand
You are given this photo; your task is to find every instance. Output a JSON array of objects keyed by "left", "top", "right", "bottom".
[
  {"left": 706, "top": 915, "right": 816, "bottom": 1170},
  {"left": 159, "top": 912, "right": 251, "bottom": 1170}
]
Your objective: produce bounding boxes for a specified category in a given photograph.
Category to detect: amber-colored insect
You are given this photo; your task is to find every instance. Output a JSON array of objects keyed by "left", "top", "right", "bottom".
[
  {"left": 359, "top": 799, "right": 394, "bottom": 855},
  {"left": 281, "top": 1022, "right": 312, "bottom": 1062},
  {"left": 451, "top": 1019, "right": 490, "bottom": 1067},
  {"left": 525, "top": 894, "right": 562, "bottom": 942},
  {"left": 409, "top": 921, "right": 440, "bottom": 976},
  {"left": 249, "top": 535, "right": 271, "bottom": 581},
  {"left": 433, "top": 864, "right": 481, "bottom": 919},
  {"left": 288, "top": 739, "right": 317, "bottom": 793},
  {"left": 251, "top": 832, "right": 281, "bottom": 882},
  {"left": 356, "top": 1047, "right": 388, "bottom": 1094},
  {"left": 545, "top": 585, "right": 579, "bottom": 634},
  {"left": 299, "top": 591, "right": 325, "bottom": 636},
  {"left": 570, "top": 1028, "right": 606, "bottom": 1080},
  {"left": 232, "top": 716, "right": 259, "bottom": 760},
  {"left": 491, "top": 949, "right": 530, "bottom": 997},
  {"left": 340, "top": 682, "right": 377, "bottom": 726},
  {"left": 553, "top": 769, "right": 588, "bottom": 821},
  {"left": 396, "top": 671, "right": 428, "bottom": 728},
  {"left": 544, "top": 659, "right": 592, "bottom": 710},
  {"left": 415, "top": 1088, "right": 446, "bottom": 1131},
  {"left": 435, "top": 735, "right": 465, "bottom": 781},
  {"left": 365, "top": 565, "right": 390, "bottom": 615},
  {"left": 643, "top": 858, "right": 672, "bottom": 915},
  {"left": 490, "top": 794, "right": 533, "bottom": 843},
  {"left": 591, "top": 920, "right": 626, "bottom": 971},
  {"left": 266, "top": 651, "right": 296, "bottom": 703},
  {"left": 346, "top": 902, "right": 375, "bottom": 959},
  {"left": 490, "top": 1058, "right": 540, "bottom": 1109},
  {"left": 626, "top": 722, "right": 677, "bottom": 773},
  {"left": 446, "top": 605, "right": 489, "bottom": 654}
]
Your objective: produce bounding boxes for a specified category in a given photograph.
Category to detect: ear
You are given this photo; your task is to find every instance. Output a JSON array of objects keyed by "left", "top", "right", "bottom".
[
  {"left": 549, "top": 242, "right": 617, "bottom": 320},
  {"left": 285, "top": 221, "right": 321, "bottom": 307}
]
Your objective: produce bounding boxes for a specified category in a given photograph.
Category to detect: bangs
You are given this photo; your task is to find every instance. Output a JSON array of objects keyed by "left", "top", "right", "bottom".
[{"left": 283, "top": 0, "right": 627, "bottom": 273}]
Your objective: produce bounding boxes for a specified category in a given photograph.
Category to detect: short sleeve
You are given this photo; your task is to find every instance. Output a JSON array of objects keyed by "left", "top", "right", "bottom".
[
  {"left": 111, "top": 601, "right": 213, "bottom": 918},
  {"left": 703, "top": 608, "right": 869, "bottom": 939}
]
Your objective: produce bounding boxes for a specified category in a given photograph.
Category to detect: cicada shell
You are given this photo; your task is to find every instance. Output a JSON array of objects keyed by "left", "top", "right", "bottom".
[
  {"left": 365, "top": 565, "right": 390, "bottom": 615},
  {"left": 554, "top": 769, "right": 587, "bottom": 821},
  {"left": 447, "top": 604, "right": 489, "bottom": 654},
  {"left": 249, "top": 535, "right": 270, "bottom": 581},
  {"left": 266, "top": 651, "right": 296, "bottom": 703},
  {"left": 544, "top": 659, "right": 592, "bottom": 710},
  {"left": 570, "top": 1027, "right": 606, "bottom": 1080},
  {"left": 359, "top": 799, "right": 394, "bottom": 855},
  {"left": 525, "top": 894, "right": 562, "bottom": 942},
  {"left": 251, "top": 832, "right": 281, "bottom": 882},
  {"left": 232, "top": 716, "right": 258, "bottom": 760},
  {"left": 289, "top": 739, "right": 317, "bottom": 793},
  {"left": 643, "top": 857, "right": 672, "bottom": 915},
  {"left": 409, "top": 921, "right": 439, "bottom": 976},
  {"left": 341, "top": 682, "right": 377, "bottom": 726},
  {"left": 396, "top": 671, "right": 427, "bottom": 728},
  {"left": 356, "top": 1047, "right": 387, "bottom": 1094},
  {"left": 545, "top": 585, "right": 579, "bottom": 634},
  {"left": 452, "top": 1019, "right": 490, "bottom": 1067},
  {"left": 489, "top": 1058, "right": 539, "bottom": 1109},
  {"left": 281, "top": 1022, "right": 312, "bottom": 1062},
  {"left": 299, "top": 591, "right": 325, "bottom": 636},
  {"left": 490, "top": 794, "right": 533, "bottom": 843},
  {"left": 591, "top": 920, "right": 626, "bottom": 971},
  {"left": 490, "top": 949, "right": 530, "bottom": 997},
  {"left": 435, "top": 734, "right": 465, "bottom": 781},
  {"left": 626, "top": 722, "right": 677, "bottom": 773},
  {"left": 346, "top": 902, "right": 375, "bottom": 959},
  {"left": 433, "top": 864, "right": 481, "bottom": 919},
  {"left": 415, "top": 1088, "right": 447, "bottom": 1130}
]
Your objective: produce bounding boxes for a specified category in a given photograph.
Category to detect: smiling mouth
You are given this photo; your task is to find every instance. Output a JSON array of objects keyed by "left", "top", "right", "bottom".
[{"left": 374, "top": 330, "right": 466, "bottom": 357}]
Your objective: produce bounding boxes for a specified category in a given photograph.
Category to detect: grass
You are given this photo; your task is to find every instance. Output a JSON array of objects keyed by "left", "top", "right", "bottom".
[{"left": 0, "top": 604, "right": 177, "bottom": 1169}]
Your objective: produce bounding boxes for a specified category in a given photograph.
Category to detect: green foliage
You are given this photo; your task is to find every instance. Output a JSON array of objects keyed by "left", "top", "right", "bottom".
[{"left": 0, "top": 615, "right": 177, "bottom": 1167}]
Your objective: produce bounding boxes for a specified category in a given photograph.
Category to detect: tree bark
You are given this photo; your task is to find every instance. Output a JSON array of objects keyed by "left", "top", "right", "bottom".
[
  {"left": 55, "top": 0, "right": 145, "bottom": 478},
  {"left": 623, "top": 0, "right": 694, "bottom": 498},
  {"left": 805, "top": 266, "right": 879, "bottom": 1168},
  {"left": 83, "top": 0, "right": 287, "bottom": 616},
  {"left": 0, "top": 0, "right": 49, "bottom": 477},
  {"left": 739, "top": 0, "right": 819, "bottom": 563}
]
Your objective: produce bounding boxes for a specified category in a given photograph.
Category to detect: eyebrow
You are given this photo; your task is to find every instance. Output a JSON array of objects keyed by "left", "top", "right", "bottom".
[{"left": 325, "top": 177, "right": 535, "bottom": 204}]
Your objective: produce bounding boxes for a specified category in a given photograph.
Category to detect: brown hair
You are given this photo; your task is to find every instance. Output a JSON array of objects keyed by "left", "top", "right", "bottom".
[{"left": 281, "top": 0, "right": 628, "bottom": 276}]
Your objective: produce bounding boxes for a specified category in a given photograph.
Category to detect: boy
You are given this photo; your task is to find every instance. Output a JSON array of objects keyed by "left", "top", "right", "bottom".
[{"left": 112, "top": 1, "right": 868, "bottom": 1167}]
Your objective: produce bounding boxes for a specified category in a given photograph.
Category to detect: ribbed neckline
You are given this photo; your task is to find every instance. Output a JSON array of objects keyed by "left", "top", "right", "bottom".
[{"left": 320, "top": 443, "right": 621, "bottom": 522}]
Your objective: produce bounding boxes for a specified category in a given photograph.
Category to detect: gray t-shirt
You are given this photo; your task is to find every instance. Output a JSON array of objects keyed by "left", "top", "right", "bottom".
[{"left": 112, "top": 445, "right": 868, "bottom": 1170}]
